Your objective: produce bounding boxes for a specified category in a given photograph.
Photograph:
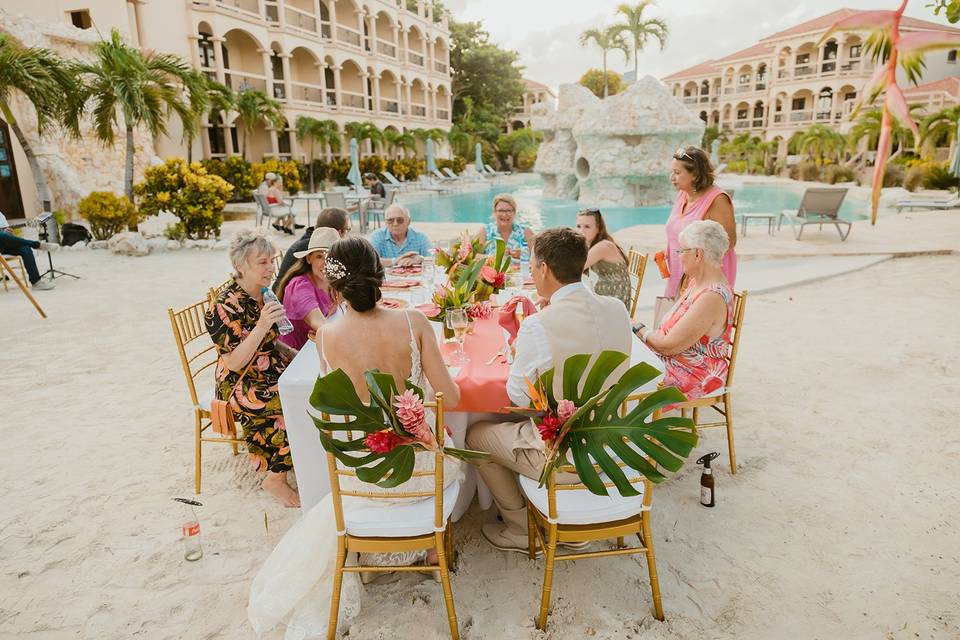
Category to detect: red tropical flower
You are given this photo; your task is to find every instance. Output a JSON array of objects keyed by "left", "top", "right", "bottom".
[
  {"left": 365, "top": 430, "right": 405, "bottom": 453},
  {"left": 537, "top": 413, "right": 562, "bottom": 442}
]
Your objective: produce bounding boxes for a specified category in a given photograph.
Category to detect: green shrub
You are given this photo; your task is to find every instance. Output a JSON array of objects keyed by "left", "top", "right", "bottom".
[
  {"left": 882, "top": 163, "right": 905, "bottom": 187},
  {"left": 78, "top": 191, "right": 142, "bottom": 240},
  {"left": 164, "top": 222, "right": 187, "bottom": 242},
  {"left": 201, "top": 156, "right": 257, "bottom": 201},
  {"left": 904, "top": 164, "right": 927, "bottom": 191},
  {"left": 515, "top": 147, "right": 537, "bottom": 171},
  {"left": 924, "top": 164, "right": 960, "bottom": 190},
  {"left": 726, "top": 160, "right": 748, "bottom": 174},
  {"left": 360, "top": 155, "right": 387, "bottom": 176},
  {"left": 252, "top": 159, "right": 301, "bottom": 195},
  {"left": 387, "top": 157, "right": 421, "bottom": 181},
  {"left": 823, "top": 164, "right": 858, "bottom": 185},
  {"left": 790, "top": 161, "right": 821, "bottom": 182},
  {"left": 436, "top": 156, "right": 467, "bottom": 175},
  {"left": 134, "top": 158, "right": 233, "bottom": 240}
]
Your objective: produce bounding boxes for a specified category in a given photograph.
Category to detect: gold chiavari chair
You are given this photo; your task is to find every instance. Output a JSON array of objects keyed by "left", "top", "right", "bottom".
[
  {"left": 627, "top": 249, "right": 649, "bottom": 320},
  {"left": 322, "top": 392, "right": 460, "bottom": 640},
  {"left": 168, "top": 298, "right": 243, "bottom": 494},
  {"left": 1, "top": 254, "right": 26, "bottom": 292},
  {"left": 522, "top": 449, "right": 664, "bottom": 631},
  {"left": 663, "top": 290, "right": 748, "bottom": 473},
  {"left": 208, "top": 278, "right": 231, "bottom": 309}
]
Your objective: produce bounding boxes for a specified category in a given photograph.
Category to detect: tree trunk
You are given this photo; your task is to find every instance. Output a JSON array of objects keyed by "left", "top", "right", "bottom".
[
  {"left": 125, "top": 123, "right": 137, "bottom": 230},
  {"left": 1, "top": 104, "right": 54, "bottom": 213},
  {"left": 602, "top": 53, "right": 609, "bottom": 99},
  {"left": 309, "top": 140, "right": 316, "bottom": 192}
]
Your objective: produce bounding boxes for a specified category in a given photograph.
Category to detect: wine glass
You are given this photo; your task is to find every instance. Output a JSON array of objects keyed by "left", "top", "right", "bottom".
[{"left": 445, "top": 308, "right": 470, "bottom": 365}]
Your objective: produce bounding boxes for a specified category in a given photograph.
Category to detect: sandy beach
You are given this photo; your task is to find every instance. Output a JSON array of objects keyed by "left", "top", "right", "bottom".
[{"left": 1, "top": 221, "right": 958, "bottom": 639}]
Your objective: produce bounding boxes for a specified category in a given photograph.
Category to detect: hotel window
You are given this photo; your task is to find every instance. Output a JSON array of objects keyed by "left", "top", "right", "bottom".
[
  {"left": 948, "top": 50, "right": 957, "bottom": 64},
  {"left": 739, "top": 73, "right": 750, "bottom": 84},
  {"left": 850, "top": 45, "right": 862, "bottom": 58},
  {"left": 69, "top": 10, "right": 92, "bottom": 29},
  {"left": 198, "top": 34, "right": 215, "bottom": 69},
  {"left": 796, "top": 53, "right": 810, "bottom": 65},
  {"left": 737, "top": 108, "right": 748, "bottom": 120},
  {"left": 791, "top": 97, "right": 806, "bottom": 111}
]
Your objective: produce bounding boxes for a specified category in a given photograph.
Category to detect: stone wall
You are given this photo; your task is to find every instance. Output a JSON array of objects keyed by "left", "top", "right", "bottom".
[
  {"left": 0, "top": 10, "right": 160, "bottom": 217},
  {"left": 533, "top": 77, "right": 705, "bottom": 208}
]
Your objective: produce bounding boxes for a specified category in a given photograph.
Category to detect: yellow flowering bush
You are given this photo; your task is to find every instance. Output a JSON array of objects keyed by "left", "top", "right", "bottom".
[
  {"left": 252, "top": 158, "right": 302, "bottom": 194},
  {"left": 201, "top": 156, "right": 258, "bottom": 201},
  {"left": 78, "top": 191, "right": 143, "bottom": 240},
  {"left": 134, "top": 158, "right": 233, "bottom": 239}
]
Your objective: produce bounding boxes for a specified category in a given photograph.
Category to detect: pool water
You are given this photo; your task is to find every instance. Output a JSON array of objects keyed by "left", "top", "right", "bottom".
[{"left": 403, "top": 178, "right": 867, "bottom": 232}]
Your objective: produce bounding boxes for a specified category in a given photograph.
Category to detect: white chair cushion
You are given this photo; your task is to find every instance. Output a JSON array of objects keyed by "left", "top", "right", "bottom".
[
  {"left": 197, "top": 387, "right": 215, "bottom": 412},
  {"left": 343, "top": 479, "right": 461, "bottom": 537},
  {"left": 519, "top": 473, "right": 647, "bottom": 525}
]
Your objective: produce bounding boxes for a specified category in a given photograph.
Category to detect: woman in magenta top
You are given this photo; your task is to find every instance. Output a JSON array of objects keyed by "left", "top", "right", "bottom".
[
  {"left": 664, "top": 146, "right": 737, "bottom": 298},
  {"left": 275, "top": 228, "right": 340, "bottom": 350}
]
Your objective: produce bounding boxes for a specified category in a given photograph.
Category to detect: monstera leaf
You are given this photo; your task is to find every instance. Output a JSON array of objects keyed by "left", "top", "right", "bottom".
[
  {"left": 310, "top": 368, "right": 485, "bottom": 488},
  {"left": 520, "top": 351, "right": 698, "bottom": 497}
]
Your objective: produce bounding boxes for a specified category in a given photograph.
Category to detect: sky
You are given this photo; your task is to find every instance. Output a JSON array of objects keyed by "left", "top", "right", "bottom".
[{"left": 444, "top": 0, "right": 955, "bottom": 92}]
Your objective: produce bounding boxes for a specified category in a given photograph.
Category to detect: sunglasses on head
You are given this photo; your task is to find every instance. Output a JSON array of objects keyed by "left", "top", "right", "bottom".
[
  {"left": 674, "top": 147, "right": 694, "bottom": 161},
  {"left": 578, "top": 208, "right": 601, "bottom": 215}
]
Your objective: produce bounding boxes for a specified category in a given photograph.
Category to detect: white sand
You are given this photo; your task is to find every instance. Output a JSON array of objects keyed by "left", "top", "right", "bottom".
[{"left": 1, "top": 240, "right": 958, "bottom": 639}]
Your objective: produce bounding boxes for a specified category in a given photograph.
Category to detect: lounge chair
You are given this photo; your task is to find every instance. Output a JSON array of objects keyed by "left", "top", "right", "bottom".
[
  {"left": 485, "top": 163, "right": 511, "bottom": 176},
  {"left": 442, "top": 167, "right": 484, "bottom": 182},
  {"left": 381, "top": 171, "right": 415, "bottom": 193},
  {"left": 431, "top": 168, "right": 460, "bottom": 184},
  {"left": 416, "top": 175, "right": 452, "bottom": 194},
  {"left": 895, "top": 195, "right": 960, "bottom": 213},
  {"left": 777, "top": 187, "right": 851, "bottom": 241}
]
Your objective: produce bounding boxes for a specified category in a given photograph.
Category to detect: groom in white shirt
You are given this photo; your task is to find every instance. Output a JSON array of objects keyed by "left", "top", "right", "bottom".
[{"left": 466, "top": 227, "right": 632, "bottom": 554}]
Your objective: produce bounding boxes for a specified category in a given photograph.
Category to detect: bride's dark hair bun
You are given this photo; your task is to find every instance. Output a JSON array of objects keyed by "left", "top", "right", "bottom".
[{"left": 326, "top": 237, "right": 384, "bottom": 312}]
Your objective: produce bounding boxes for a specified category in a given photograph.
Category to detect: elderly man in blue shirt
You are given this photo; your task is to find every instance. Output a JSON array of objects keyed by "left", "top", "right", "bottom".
[{"left": 369, "top": 203, "right": 433, "bottom": 266}]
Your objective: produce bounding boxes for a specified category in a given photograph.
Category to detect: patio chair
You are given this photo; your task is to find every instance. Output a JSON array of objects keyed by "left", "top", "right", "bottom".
[
  {"left": 320, "top": 393, "right": 461, "bottom": 639},
  {"left": 323, "top": 190, "right": 365, "bottom": 232},
  {"left": 522, "top": 441, "right": 664, "bottom": 631},
  {"left": 626, "top": 249, "right": 649, "bottom": 321},
  {"left": 777, "top": 188, "right": 851, "bottom": 240},
  {"left": 168, "top": 298, "right": 243, "bottom": 494},
  {"left": 253, "top": 192, "right": 294, "bottom": 230},
  {"left": 895, "top": 195, "right": 960, "bottom": 213},
  {"left": 362, "top": 187, "right": 397, "bottom": 230},
  {"left": 1, "top": 253, "right": 26, "bottom": 292}
]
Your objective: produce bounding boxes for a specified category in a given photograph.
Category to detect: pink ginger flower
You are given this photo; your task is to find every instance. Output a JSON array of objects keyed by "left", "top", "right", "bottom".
[
  {"left": 480, "top": 265, "right": 498, "bottom": 284},
  {"left": 394, "top": 389, "right": 433, "bottom": 443},
  {"left": 557, "top": 399, "right": 576, "bottom": 422}
]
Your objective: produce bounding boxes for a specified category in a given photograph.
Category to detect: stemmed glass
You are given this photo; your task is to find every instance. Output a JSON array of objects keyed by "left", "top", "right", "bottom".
[{"left": 445, "top": 308, "right": 470, "bottom": 365}]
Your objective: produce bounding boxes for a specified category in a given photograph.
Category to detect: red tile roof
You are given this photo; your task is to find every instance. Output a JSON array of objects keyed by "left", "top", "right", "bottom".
[
  {"left": 523, "top": 78, "right": 555, "bottom": 96},
  {"left": 760, "top": 8, "right": 960, "bottom": 41},
  {"left": 714, "top": 42, "right": 776, "bottom": 64},
  {"left": 903, "top": 77, "right": 960, "bottom": 98},
  {"left": 662, "top": 60, "right": 720, "bottom": 81}
]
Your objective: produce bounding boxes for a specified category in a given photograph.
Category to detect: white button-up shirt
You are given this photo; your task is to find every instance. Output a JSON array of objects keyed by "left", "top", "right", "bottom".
[{"left": 506, "top": 282, "right": 584, "bottom": 407}]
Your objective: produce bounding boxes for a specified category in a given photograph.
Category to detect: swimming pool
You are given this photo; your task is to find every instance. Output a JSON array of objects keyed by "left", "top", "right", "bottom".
[{"left": 403, "top": 178, "right": 868, "bottom": 232}]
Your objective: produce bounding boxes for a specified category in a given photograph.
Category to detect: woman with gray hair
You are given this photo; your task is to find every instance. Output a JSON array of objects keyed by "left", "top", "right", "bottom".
[
  {"left": 205, "top": 230, "right": 300, "bottom": 507},
  {"left": 634, "top": 220, "right": 735, "bottom": 399}
]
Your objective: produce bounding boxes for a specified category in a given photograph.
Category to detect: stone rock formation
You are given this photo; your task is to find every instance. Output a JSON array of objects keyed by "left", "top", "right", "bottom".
[
  {"left": 108, "top": 232, "right": 150, "bottom": 257},
  {"left": 532, "top": 76, "right": 705, "bottom": 207}
]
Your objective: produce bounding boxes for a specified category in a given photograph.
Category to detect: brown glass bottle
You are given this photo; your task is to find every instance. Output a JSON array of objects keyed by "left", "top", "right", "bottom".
[{"left": 696, "top": 452, "right": 719, "bottom": 508}]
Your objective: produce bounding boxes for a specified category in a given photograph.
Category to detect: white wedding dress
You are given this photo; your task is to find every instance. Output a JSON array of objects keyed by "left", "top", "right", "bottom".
[{"left": 248, "top": 312, "right": 463, "bottom": 639}]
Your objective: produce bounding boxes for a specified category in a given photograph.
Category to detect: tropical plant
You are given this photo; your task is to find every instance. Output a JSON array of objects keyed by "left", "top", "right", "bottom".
[
  {"left": 395, "top": 131, "right": 418, "bottom": 157},
  {"left": 578, "top": 69, "right": 624, "bottom": 99},
  {"left": 918, "top": 105, "right": 960, "bottom": 155},
  {"left": 610, "top": 1, "right": 669, "bottom": 80},
  {"left": 847, "top": 106, "right": 920, "bottom": 169},
  {"left": 71, "top": 29, "right": 207, "bottom": 202},
  {"left": 0, "top": 34, "right": 80, "bottom": 211},
  {"left": 473, "top": 239, "right": 512, "bottom": 301},
  {"left": 794, "top": 124, "right": 847, "bottom": 166},
  {"left": 701, "top": 124, "right": 724, "bottom": 153},
  {"left": 311, "top": 369, "right": 486, "bottom": 488},
  {"left": 78, "top": 191, "right": 142, "bottom": 240},
  {"left": 820, "top": 2, "right": 960, "bottom": 223},
  {"left": 446, "top": 124, "right": 474, "bottom": 157},
  {"left": 294, "top": 116, "right": 341, "bottom": 192},
  {"left": 512, "top": 352, "right": 697, "bottom": 495},
  {"left": 929, "top": 0, "right": 960, "bottom": 22},
  {"left": 232, "top": 89, "right": 285, "bottom": 161},
  {"left": 496, "top": 128, "right": 543, "bottom": 168},
  {"left": 434, "top": 230, "right": 485, "bottom": 275},
  {"left": 823, "top": 164, "right": 859, "bottom": 185},
  {"left": 251, "top": 158, "right": 301, "bottom": 194},
  {"left": 578, "top": 26, "right": 630, "bottom": 98},
  {"left": 718, "top": 133, "right": 777, "bottom": 174},
  {"left": 413, "top": 127, "right": 448, "bottom": 144},
  {"left": 424, "top": 258, "right": 485, "bottom": 333},
  {"left": 382, "top": 127, "right": 401, "bottom": 157},
  {"left": 201, "top": 156, "right": 257, "bottom": 201},
  {"left": 180, "top": 71, "right": 213, "bottom": 163},
  {"left": 344, "top": 120, "right": 383, "bottom": 162},
  {"left": 134, "top": 158, "right": 232, "bottom": 239}
]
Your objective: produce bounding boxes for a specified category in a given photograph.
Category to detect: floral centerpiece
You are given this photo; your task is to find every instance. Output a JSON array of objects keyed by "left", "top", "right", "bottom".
[
  {"left": 435, "top": 230, "right": 485, "bottom": 276},
  {"left": 472, "top": 239, "right": 512, "bottom": 302},
  {"left": 423, "top": 259, "right": 484, "bottom": 338},
  {"left": 510, "top": 351, "right": 698, "bottom": 495},
  {"left": 311, "top": 369, "right": 487, "bottom": 487}
]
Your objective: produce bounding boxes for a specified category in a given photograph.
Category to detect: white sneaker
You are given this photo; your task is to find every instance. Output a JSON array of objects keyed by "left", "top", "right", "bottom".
[
  {"left": 32, "top": 280, "right": 55, "bottom": 290},
  {"left": 38, "top": 242, "right": 60, "bottom": 252}
]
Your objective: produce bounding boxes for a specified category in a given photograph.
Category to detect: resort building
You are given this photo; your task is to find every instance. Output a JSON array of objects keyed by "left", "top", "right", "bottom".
[
  {"left": 0, "top": 0, "right": 452, "bottom": 217},
  {"left": 505, "top": 79, "right": 556, "bottom": 132},
  {"left": 662, "top": 9, "right": 960, "bottom": 149}
]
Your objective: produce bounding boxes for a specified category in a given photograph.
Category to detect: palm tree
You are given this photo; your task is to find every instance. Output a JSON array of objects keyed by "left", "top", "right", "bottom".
[
  {"left": 795, "top": 124, "right": 847, "bottom": 166},
  {"left": 848, "top": 107, "right": 919, "bottom": 167},
  {"left": 233, "top": 89, "right": 285, "bottom": 161},
  {"left": 344, "top": 121, "right": 383, "bottom": 162},
  {"left": 0, "top": 34, "right": 79, "bottom": 211},
  {"left": 611, "top": 1, "right": 669, "bottom": 81},
  {"left": 919, "top": 105, "right": 960, "bottom": 157},
  {"left": 382, "top": 127, "right": 401, "bottom": 158},
  {"left": 181, "top": 71, "right": 213, "bottom": 163},
  {"left": 447, "top": 124, "right": 473, "bottom": 158},
  {"left": 578, "top": 26, "right": 630, "bottom": 98},
  {"left": 295, "top": 116, "right": 341, "bottom": 192},
  {"left": 395, "top": 131, "right": 417, "bottom": 158},
  {"left": 72, "top": 29, "right": 206, "bottom": 200}
]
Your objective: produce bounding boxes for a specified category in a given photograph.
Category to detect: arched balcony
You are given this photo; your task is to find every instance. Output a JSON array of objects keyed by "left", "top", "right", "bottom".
[
  {"left": 374, "top": 11, "right": 398, "bottom": 58},
  {"left": 379, "top": 69, "right": 401, "bottom": 114},
  {"left": 269, "top": 43, "right": 285, "bottom": 99},
  {"left": 815, "top": 87, "right": 834, "bottom": 121},
  {"left": 289, "top": 46, "right": 323, "bottom": 104},
  {"left": 335, "top": 0, "right": 364, "bottom": 48},
  {"left": 407, "top": 25, "right": 426, "bottom": 68},
  {"left": 733, "top": 101, "right": 750, "bottom": 129},
  {"left": 434, "top": 37, "right": 449, "bottom": 74},
  {"left": 789, "top": 89, "right": 814, "bottom": 123},
  {"left": 409, "top": 78, "right": 428, "bottom": 118},
  {"left": 821, "top": 39, "right": 839, "bottom": 74},
  {"left": 436, "top": 84, "right": 450, "bottom": 121},
  {"left": 752, "top": 100, "right": 765, "bottom": 128},
  {"left": 339, "top": 59, "right": 367, "bottom": 111},
  {"left": 682, "top": 81, "right": 699, "bottom": 105},
  {"left": 776, "top": 46, "right": 792, "bottom": 79},
  {"left": 793, "top": 42, "right": 817, "bottom": 78},
  {"left": 222, "top": 29, "right": 267, "bottom": 92},
  {"left": 736, "top": 65, "right": 754, "bottom": 94}
]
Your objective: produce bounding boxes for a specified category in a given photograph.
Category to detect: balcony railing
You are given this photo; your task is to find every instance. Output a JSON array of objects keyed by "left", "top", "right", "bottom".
[
  {"left": 325, "top": 90, "right": 336, "bottom": 106},
  {"left": 794, "top": 65, "right": 814, "bottom": 77},
  {"left": 337, "top": 25, "right": 362, "bottom": 47},
  {"left": 409, "top": 51, "right": 425, "bottom": 66},
  {"left": 377, "top": 40, "right": 397, "bottom": 57},
  {"left": 699, "top": 95, "right": 710, "bottom": 103},
  {"left": 264, "top": 1, "right": 279, "bottom": 22},
  {"left": 273, "top": 84, "right": 285, "bottom": 100},
  {"left": 723, "top": 87, "right": 734, "bottom": 95},
  {"left": 778, "top": 69, "right": 790, "bottom": 79},
  {"left": 224, "top": 71, "right": 266, "bottom": 93},
  {"left": 212, "top": 0, "right": 261, "bottom": 17},
  {"left": 341, "top": 91, "right": 366, "bottom": 109},
  {"left": 320, "top": 22, "right": 331, "bottom": 39},
  {"left": 411, "top": 104, "right": 427, "bottom": 117},
  {"left": 286, "top": 6, "right": 317, "bottom": 32},
  {"left": 821, "top": 61, "right": 836, "bottom": 73},
  {"left": 736, "top": 84, "right": 753, "bottom": 93},
  {"left": 773, "top": 113, "right": 784, "bottom": 123},
  {"left": 381, "top": 99, "right": 399, "bottom": 113},
  {"left": 290, "top": 81, "right": 324, "bottom": 103},
  {"left": 437, "top": 108, "right": 449, "bottom": 120},
  {"left": 435, "top": 61, "right": 448, "bottom": 74},
  {"left": 683, "top": 96, "right": 698, "bottom": 104},
  {"left": 752, "top": 118, "right": 764, "bottom": 128},
  {"left": 789, "top": 110, "right": 813, "bottom": 122},
  {"left": 733, "top": 120, "right": 749, "bottom": 129},
  {"left": 816, "top": 111, "right": 833, "bottom": 121}
]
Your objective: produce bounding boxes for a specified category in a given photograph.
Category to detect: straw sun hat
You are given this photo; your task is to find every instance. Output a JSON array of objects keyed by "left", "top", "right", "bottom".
[{"left": 293, "top": 227, "right": 340, "bottom": 259}]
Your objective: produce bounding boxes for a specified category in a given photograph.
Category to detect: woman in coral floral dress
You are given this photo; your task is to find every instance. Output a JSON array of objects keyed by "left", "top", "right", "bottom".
[{"left": 634, "top": 220, "right": 734, "bottom": 400}]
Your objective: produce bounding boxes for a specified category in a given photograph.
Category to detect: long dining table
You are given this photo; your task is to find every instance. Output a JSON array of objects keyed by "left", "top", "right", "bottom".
[{"left": 278, "top": 268, "right": 664, "bottom": 516}]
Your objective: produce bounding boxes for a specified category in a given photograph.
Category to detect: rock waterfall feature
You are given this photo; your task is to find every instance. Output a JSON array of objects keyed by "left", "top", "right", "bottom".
[{"left": 532, "top": 76, "right": 704, "bottom": 208}]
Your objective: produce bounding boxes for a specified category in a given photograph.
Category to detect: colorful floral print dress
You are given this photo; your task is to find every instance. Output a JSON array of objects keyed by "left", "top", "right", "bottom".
[
  {"left": 205, "top": 279, "right": 293, "bottom": 473},
  {"left": 483, "top": 221, "right": 528, "bottom": 254},
  {"left": 657, "top": 282, "right": 733, "bottom": 400}
]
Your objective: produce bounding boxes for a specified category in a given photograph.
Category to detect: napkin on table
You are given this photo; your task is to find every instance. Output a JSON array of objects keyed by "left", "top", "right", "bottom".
[{"left": 498, "top": 295, "right": 537, "bottom": 343}]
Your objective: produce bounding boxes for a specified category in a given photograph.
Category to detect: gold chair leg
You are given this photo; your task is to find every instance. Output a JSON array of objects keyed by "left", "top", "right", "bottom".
[
  {"left": 616, "top": 536, "right": 625, "bottom": 549},
  {"left": 435, "top": 531, "right": 460, "bottom": 640},
  {"left": 691, "top": 407, "right": 699, "bottom": 425},
  {"left": 641, "top": 512, "right": 665, "bottom": 621},
  {"left": 231, "top": 441, "right": 239, "bottom": 455},
  {"left": 536, "top": 524, "right": 558, "bottom": 630},
  {"left": 444, "top": 521, "right": 456, "bottom": 571},
  {"left": 194, "top": 414, "right": 203, "bottom": 495},
  {"left": 526, "top": 504, "right": 537, "bottom": 560},
  {"left": 327, "top": 537, "right": 347, "bottom": 640},
  {"left": 724, "top": 394, "right": 737, "bottom": 474}
]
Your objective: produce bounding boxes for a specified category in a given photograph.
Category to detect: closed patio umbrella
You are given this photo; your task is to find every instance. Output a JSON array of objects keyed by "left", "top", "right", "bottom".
[
  {"left": 475, "top": 142, "right": 483, "bottom": 172},
  {"left": 950, "top": 118, "right": 960, "bottom": 184},
  {"left": 347, "top": 138, "right": 361, "bottom": 188},
  {"left": 426, "top": 138, "right": 437, "bottom": 174}
]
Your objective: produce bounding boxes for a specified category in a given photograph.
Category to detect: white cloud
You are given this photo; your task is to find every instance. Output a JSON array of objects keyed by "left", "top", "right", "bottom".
[{"left": 448, "top": 0, "right": 952, "bottom": 92}]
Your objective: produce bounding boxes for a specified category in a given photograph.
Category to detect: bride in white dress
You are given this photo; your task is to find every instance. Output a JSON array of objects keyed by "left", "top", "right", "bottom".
[{"left": 248, "top": 238, "right": 462, "bottom": 639}]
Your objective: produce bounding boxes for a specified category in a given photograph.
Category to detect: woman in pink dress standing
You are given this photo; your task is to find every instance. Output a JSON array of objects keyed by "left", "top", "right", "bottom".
[{"left": 663, "top": 146, "right": 737, "bottom": 298}]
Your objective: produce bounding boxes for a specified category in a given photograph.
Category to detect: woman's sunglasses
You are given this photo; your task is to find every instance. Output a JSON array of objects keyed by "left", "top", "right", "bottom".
[{"left": 673, "top": 148, "right": 693, "bottom": 161}]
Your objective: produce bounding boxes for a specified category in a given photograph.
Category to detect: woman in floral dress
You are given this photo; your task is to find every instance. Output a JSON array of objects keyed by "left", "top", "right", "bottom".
[
  {"left": 205, "top": 231, "right": 300, "bottom": 507},
  {"left": 476, "top": 193, "right": 535, "bottom": 257}
]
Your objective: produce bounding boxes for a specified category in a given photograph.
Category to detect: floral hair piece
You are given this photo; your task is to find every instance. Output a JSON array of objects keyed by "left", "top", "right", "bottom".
[{"left": 325, "top": 258, "right": 349, "bottom": 281}]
